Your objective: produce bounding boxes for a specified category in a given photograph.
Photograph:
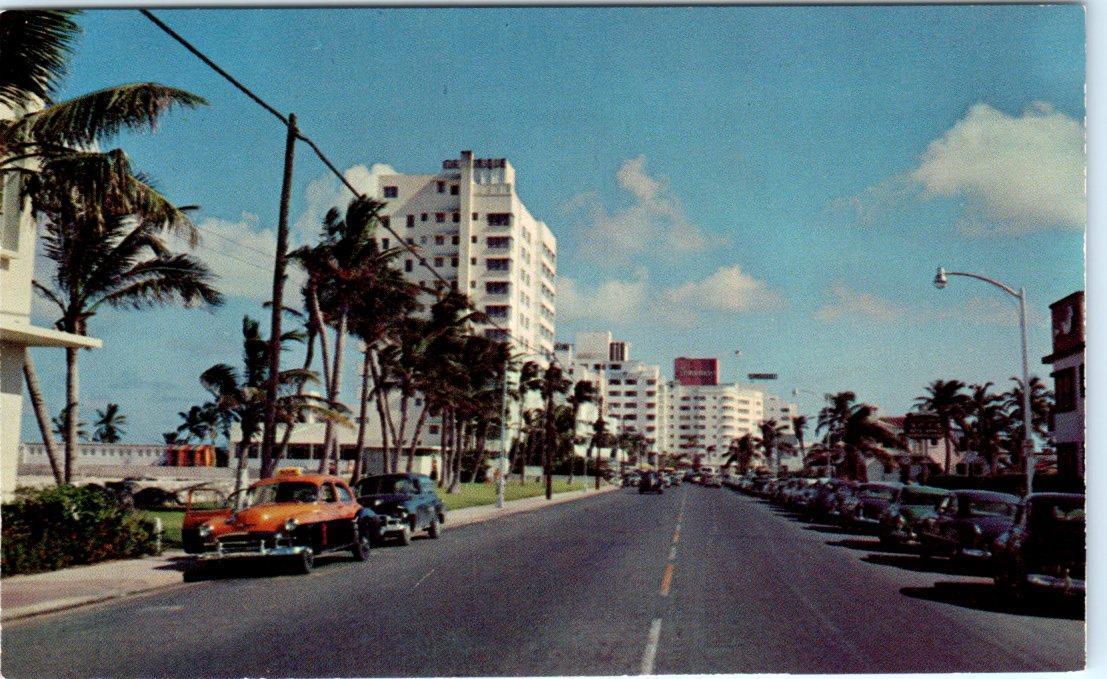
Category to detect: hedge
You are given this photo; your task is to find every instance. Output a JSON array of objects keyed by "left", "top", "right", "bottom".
[{"left": 2, "top": 485, "right": 161, "bottom": 576}]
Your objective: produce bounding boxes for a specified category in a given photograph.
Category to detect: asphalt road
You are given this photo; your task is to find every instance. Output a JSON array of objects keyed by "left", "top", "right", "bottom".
[{"left": 2, "top": 485, "right": 1084, "bottom": 677}]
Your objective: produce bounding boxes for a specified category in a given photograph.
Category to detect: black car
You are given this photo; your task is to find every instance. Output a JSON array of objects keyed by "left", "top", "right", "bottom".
[
  {"left": 993, "top": 492, "right": 1085, "bottom": 598},
  {"left": 638, "top": 472, "right": 664, "bottom": 494},
  {"left": 916, "top": 490, "right": 1019, "bottom": 560},
  {"left": 846, "top": 482, "right": 903, "bottom": 532},
  {"left": 354, "top": 473, "right": 446, "bottom": 545}
]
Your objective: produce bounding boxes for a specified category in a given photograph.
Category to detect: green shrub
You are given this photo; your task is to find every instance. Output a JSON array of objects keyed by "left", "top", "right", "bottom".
[{"left": 2, "top": 485, "right": 160, "bottom": 576}]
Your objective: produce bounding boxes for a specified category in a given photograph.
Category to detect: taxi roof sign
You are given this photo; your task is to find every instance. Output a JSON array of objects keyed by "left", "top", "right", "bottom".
[{"left": 277, "top": 467, "right": 304, "bottom": 476}]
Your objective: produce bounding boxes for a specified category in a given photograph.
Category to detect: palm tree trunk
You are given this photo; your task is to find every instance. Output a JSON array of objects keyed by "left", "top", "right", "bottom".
[
  {"left": 22, "top": 351, "right": 64, "bottom": 486},
  {"left": 321, "top": 310, "right": 347, "bottom": 472},
  {"left": 366, "top": 349, "right": 390, "bottom": 468},
  {"left": 63, "top": 346, "right": 80, "bottom": 484},
  {"left": 308, "top": 285, "right": 333, "bottom": 393},
  {"left": 943, "top": 425, "right": 952, "bottom": 475},
  {"left": 395, "top": 391, "right": 410, "bottom": 471},
  {"left": 352, "top": 346, "right": 372, "bottom": 482},
  {"left": 448, "top": 419, "right": 463, "bottom": 493},
  {"left": 232, "top": 440, "right": 249, "bottom": 497},
  {"left": 438, "top": 409, "right": 450, "bottom": 488},
  {"left": 406, "top": 403, "right": 430, "bottom": 474}
]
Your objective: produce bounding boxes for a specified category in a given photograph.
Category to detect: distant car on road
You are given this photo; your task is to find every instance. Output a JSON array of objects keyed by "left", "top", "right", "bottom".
[
  {"left": 916, "top": 490, "right": 1019, "bottom": 560},
  {"left": 182, "top": 468, "right": 381, "bottom": 574},
  {"left": 354, "top": 473, "right": 445, "bottom": 545},
  {"left": 877, "top": 484, "right": 951, "bottom": 546},
  {"left": 993, "top": 492, "right": 1085, "bottom": 599},
  {"left": 638, "top": 472, "right": 664, "bottom": 494}
]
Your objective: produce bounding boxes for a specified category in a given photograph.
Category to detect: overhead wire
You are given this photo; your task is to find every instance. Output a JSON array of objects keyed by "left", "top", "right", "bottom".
[{"left": 139, "top": 9, "right": 558, "bottom": 364}]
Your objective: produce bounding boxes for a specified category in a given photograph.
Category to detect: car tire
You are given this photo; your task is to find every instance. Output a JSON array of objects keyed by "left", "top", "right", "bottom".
[
  {"left": 397, "top": 522, "right": 412, "bottom": 546},
  {"left": 351, "top": 527, "right": 372, "bottom": 561},
  {"left": 294, "top": 549, "right": 315, "bottom": 574},
  {"left": 427, "top": 515, "right": 441, "bottom": 539}
]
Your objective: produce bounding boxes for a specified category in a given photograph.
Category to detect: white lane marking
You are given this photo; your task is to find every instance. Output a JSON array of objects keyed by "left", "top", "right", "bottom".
[
  {"left": 668, "top": 545, "right": 677, "bottom": 561},
  {"left": 414, "top": 568, "right": 436, "bottom": 588},
  {"left": 640, "top": 617, "right": 663, "bottom": 675}
]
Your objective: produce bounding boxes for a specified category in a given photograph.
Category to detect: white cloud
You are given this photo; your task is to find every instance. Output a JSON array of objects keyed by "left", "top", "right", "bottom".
[
  {"left": 836, "top": 102, "right": 1085, "bottom": 235},
  {"left": 557, "top": 272, "right": 649, "bottom": 324},
  {"left": 661, "top": 265, "right": 785, "bottom": 317},
  {"left": 815, "top": 283, "right": 903, "bottom": 322},
  {"left": 569, "top": 155, "right": 712, "bottom": 264},
  {"left": 294, "top": 163, "right": 396, "bottom": 240}
]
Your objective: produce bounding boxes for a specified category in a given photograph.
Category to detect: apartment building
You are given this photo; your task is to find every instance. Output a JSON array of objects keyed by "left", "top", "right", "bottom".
[
  {"left": 665, "top": 381, "right": 766, "bottom": 467},
  {"left": 377, "top": 151, "right": 557, "bottom": 358},
  {"left": 559, "top": 331, "right": 668, "bottom": 459},
  {"left": 1043, "top": 291, "right": 1085, "bottom": 481}
]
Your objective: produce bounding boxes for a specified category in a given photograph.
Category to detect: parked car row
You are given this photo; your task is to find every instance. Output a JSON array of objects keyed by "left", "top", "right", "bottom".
[
  {"left": 182, "top": 468, "right": 446, "bottom": 575},
  {"left": 727, "top": 473, "right": 1085, "bottom": 601}
]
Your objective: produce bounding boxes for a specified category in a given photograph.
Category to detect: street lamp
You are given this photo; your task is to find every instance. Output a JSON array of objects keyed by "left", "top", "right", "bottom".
[{"left": 932, "top": 266, "right": 1035, "bottom": 494}]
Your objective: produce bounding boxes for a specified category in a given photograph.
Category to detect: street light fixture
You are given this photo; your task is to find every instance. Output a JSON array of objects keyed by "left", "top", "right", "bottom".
[{"left": 932, "top": 266, "right": 1035, "bottom": 494}]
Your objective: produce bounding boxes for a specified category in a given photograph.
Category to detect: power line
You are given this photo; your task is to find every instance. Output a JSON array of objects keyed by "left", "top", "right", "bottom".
[{"left": 138, "top": 9, "right": 556, "bottom": 364}]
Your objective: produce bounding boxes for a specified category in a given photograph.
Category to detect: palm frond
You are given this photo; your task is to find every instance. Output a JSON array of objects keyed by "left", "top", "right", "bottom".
[
  {"left": 10, "top": 83, "right": 206, "bottom": 149},
  {"left": 0, "top": 10, "right": 80, "bottom": 109}
]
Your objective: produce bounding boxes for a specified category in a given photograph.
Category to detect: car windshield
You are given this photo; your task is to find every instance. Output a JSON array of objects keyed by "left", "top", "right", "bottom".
[
  {"left": 967, "top": 499, "right": 1016, "bottom": 517},
  {"left": 860, "top": 486, "right": 896, "bottom": 500},
  {"left": 357, "top": 476, "right": 410, "bottom": 495},
  {"left": 245, "top": 481, "right": 318, "bottom": 506}
]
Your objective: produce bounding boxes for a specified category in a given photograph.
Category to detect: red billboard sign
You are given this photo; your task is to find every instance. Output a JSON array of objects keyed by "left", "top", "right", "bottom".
[{"left": 674, "top": 357, "right": 718, "bottom": 386}]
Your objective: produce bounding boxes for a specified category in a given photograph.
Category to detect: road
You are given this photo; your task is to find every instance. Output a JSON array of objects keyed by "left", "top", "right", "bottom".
[{"left": 2, "top": 485, "right": 1084, "bottom": 677}]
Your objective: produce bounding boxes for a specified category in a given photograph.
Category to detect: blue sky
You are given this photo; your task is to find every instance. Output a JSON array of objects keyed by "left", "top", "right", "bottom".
[{"left": 24, "top": 6, "right": 1085, "bottom": 442}]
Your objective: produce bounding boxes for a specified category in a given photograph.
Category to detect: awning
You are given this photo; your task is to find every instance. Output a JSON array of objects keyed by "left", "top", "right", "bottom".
[{"left": 0, "top": 319, "right": 101, "bottom": 349}]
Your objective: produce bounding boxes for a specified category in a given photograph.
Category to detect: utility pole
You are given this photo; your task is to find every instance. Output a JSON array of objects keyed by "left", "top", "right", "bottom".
[{"left": 260, "top": 113, "right": 298, "bottom": 477}]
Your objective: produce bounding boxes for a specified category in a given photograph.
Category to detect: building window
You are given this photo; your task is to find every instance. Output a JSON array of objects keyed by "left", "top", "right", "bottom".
[
  {"left": 380, "top": 216, "right": 390, "bottom": 229},
  {"left": 429, "top": 425, "right": 440, "bottom": 435},
  {"left": 471, "top": 257, "right": 477, "bottom": 265},
  {"left": 451, "top": 235, "right": 459, "bottom": 245},
  {"left": 471, "top": 236, "right": 478, "bottom": 244},
  {"left": 485, "top": 305, "right": 509, "bottom": 319},
  {"left": 406, "top": 214, "right": 415, "bottom": 228},
  {"left": 436, "top": 212, "right": 446, "bottom": 223},
  {"left": 435, "top": 235, "right": 445, "bottom": 245},
  {"left": 487, "top": 213, "right": 511, "bottom": 227},
  {"left": 382, "top": 238, "right": 390, "bottom": 249},
  {"left": 487, "top": 237, "right": 511, "bottom": 249},
  {"left": 1054, "top": 367, "right": 1077, "bottom": 412},
  {"left": 434, "top": 257, "right": 443, "bottom": 267},
  {"left": 383, "top": 186, "right": 398, "bottom": 198},
  {"left": 486, "top": 282, "right": 510, "bottom": 295},
  {"left": 405, "top": 260, "right": 413, "bottom": 272},
  {"left": 472, "top": 212, "right": 479, "bottom": 220},
  {"left": 450, "top": 185, "right": 459, "bottom": 195},
  {"left": 452, "top": 212, "right": 460, "bottom": 223},
  {"left": 421, "top": 213, "right": 428, "bottom": 222},
  {"left": 436, "top": 181, "right": 445, "bottom": 193},
  {"left": 487, "top": 258, "right": 510, "bottom": 271},
  {"left": 451, "top": 257, "right": 458, "bottom": 267}
]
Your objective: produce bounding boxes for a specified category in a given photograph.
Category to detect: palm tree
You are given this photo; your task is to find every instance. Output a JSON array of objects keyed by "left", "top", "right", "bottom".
[
  {"left": 566, "top": 380, "right": 598, "bottom": 484},
  {"left": 290, "top": 196, "right": 394, "bottom": 473},
  {"left": 722, "top": 433, "right": 756, "bottom": 474},
  {"left": 1003, "top": 376, "right": 1054, "bottom": 471},
  {"left": 34, "top": 205, "right": 222, "bottom": 482},
  {"left": 816, "top": 391, "right": 856, "bottom": 447},
  {"left": 959, "top": 382, "right": 1008, "bottom": 475},
  {"left": 756, "top": 419, "right": 788, "bottom": 475},
  {"left": 51, "top": 408, "right": 87, "bottom": 442},
  {"left": 914, "top": 379, "right": 970, "bottom": 474},
  {"left": 584, "top": 398, "right": 609, "bottom": 489},
  {"left": 91, "top": 403, "right": 126, "bottom": 443},
  {"left": 839, "top": 404, "right": 905, "bottom": 481},
  {"left": 176, "top": 404, "right": 215, "bottom": 446},
  {"left": 540, "top": 362, "right": 571, "bottom": 499}
]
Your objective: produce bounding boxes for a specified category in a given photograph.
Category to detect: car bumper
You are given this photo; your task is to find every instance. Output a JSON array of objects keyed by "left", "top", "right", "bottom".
[
  {"left": 1027, "top": 573, "right": 1085, "bottom": 595},
  {"left": 197, "top": 540, "right": 311, "bottom": 561},
  {"left": 957, "top": 547, "right": 991, "bottom": 559}
]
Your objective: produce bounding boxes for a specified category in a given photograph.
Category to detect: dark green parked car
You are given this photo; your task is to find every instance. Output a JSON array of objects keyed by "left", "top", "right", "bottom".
[{"left": 878, "top": 484, "right": 951, "bottom": 546}]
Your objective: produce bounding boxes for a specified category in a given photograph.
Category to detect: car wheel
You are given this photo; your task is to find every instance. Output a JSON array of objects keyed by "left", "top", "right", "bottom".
[
  {"left": 397, "top": 522, "right": 412, "bottom": 546},
  {"left": 294, "top": 549, "right": 314, "bottom": 574},
  {"left": 351, "top": 527, "right": 372, "bottom": 561},
  {"left": 427, "top": 515, "right": 441, "bottom": 539}
]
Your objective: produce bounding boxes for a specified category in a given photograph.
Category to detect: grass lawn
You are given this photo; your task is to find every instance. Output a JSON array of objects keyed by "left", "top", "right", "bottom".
[
  {"left": 438, "top": 479, "right": 588, "bottom": 511},
  {"left": 141, "top": 509, "right": 185, "bottom": 548}
]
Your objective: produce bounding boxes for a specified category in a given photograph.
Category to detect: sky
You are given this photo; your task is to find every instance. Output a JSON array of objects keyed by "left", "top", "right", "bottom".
[{"left": 23, "top": 6, "right": 1086, "bottom": 443}]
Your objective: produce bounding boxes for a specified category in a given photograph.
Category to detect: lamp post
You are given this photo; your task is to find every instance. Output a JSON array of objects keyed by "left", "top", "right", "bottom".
[{"left": 932, "top": 267, "right": 1035, "bottom": 494}]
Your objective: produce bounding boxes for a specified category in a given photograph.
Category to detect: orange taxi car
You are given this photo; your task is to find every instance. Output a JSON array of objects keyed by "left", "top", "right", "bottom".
[{"left": 182, "top": 468, "right": 382, "bottom": 574}]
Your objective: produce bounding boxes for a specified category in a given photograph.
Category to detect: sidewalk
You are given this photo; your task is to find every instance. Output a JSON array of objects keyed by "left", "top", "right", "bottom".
[{"left": 1, "top": 483, "right": 618, "bottom": 623}]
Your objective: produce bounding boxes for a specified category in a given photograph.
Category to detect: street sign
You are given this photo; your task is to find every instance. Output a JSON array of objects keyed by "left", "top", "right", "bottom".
[
  {"left": 747, "top": 373, "right": 778, "bottom": 380},
  {"left": 904, "top": 413, "right": 944, "bottom": 440}
]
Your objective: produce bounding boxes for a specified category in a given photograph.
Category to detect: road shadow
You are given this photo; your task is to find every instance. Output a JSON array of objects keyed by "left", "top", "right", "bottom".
[
  {"left": 862, "top": 552, "right": 989, "bottom": 577},
  {"left": 805, "top": 524, "right": 862, "bottom": 536},
  {"left": 154, "top": 556, "right": 194, "bottom": 573},
  {"left": 900, "top": 581, "right": 1084, "bottom": 621},
  {"left": 181, "top": 553, "right": 358, "bottom": 581},
  {"left": 825, "top": 538, "right": 915, "bottom": 555}
]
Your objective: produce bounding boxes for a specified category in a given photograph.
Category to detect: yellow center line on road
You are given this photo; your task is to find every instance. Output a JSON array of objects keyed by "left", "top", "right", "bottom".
[
  {"left": 671, "top": 526, "right": 680, "bottom": 544},
  {"left": 659, "top": 563, "right": 675, "bottom": 596}
]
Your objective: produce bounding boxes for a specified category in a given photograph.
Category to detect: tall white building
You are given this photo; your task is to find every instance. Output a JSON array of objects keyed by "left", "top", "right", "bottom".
[
  {"left": 558, "top": 331, "right": 668, "bottom": 459},
  {"left": 665, "top": 382, "right": 766, "bottom": 467},
  {"left": 377, "top": 151, "right": 557, "bottom": 358},
  {"left": 764, "top": 395, "right": 799, "bottom": 432}
]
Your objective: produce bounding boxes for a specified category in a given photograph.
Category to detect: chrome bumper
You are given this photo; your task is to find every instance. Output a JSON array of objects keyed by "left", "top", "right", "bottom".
[
  {"left": 198, "top": 543, "right": 311, "bottom": 561},
  {"left": 1027, "top": 573, "right": 1085, "bottom": 594},
  {"left": 957, "top": 547, "right": 991, "bottom": 559}
]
